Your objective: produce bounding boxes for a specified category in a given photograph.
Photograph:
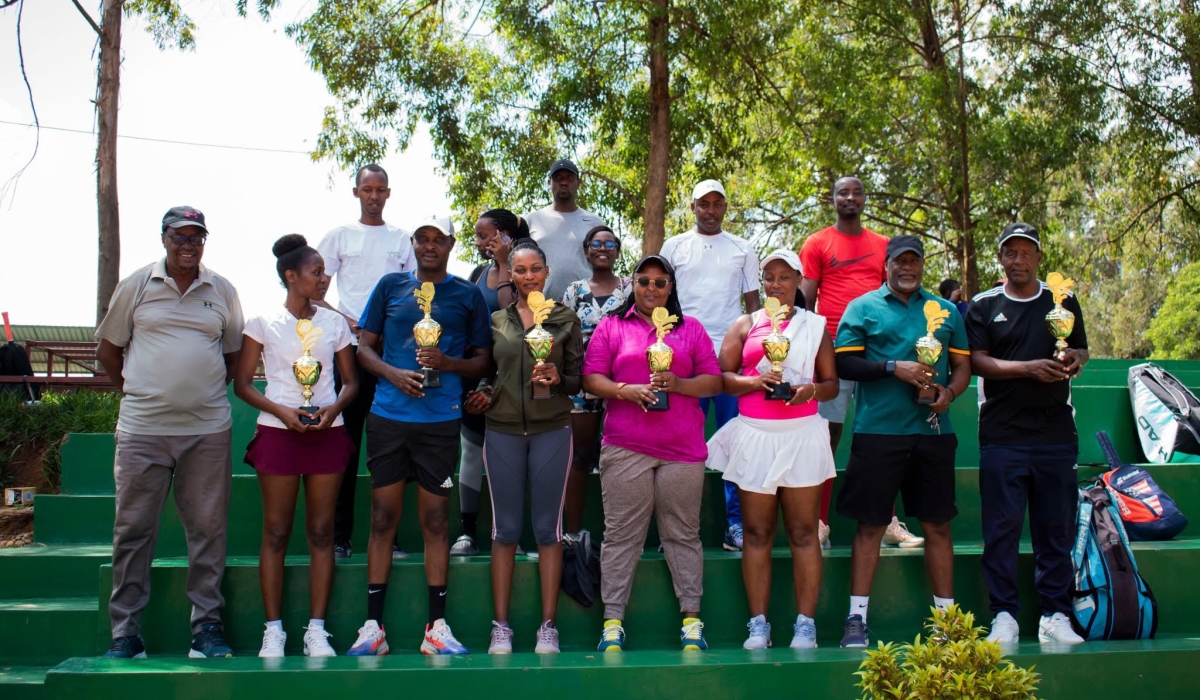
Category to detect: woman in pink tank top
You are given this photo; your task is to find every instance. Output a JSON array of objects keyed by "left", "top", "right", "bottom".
[{"left": 707, "top": 249, "right": 838, "bottom": 650}]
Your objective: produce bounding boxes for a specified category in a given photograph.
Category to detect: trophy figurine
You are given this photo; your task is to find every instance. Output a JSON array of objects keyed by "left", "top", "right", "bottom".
[
  {"left": 761, "top": 297, "right": 793, "bottom": 401},
  {"left": 1045, "top": 271, "right": 1076, "bottom": 362},
  {"left": 292, "top": 319, "right": 325, "bottom": 425},
  {"left": 646, "top": 306, "right": 680, "bottom": 411},
  {"left": 524, "top": 291, "right": 557, "bottom": 400},
  {"left": 914, "top": 300, "right": 950, "bottom": 405},
  {"left": 413, "top": 281, "right": 443, "bottom": 388}
]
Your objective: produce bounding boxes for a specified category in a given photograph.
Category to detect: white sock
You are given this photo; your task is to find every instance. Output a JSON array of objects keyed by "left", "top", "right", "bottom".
[
  {"left": 266, "top": 620, "right": 283, "bottom": 631},
  {"left": 850, "top": 596, "right": 869, "bottom": 623},
  {"left": 308, "top": 618, "right": 325, "bottom": 631},
  {"left": 934, "top": 596, "right": 954, "bottom": 612}
]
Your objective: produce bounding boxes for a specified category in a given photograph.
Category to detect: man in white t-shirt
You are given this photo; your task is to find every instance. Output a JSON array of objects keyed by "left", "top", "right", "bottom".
[
  {"left": 659, "top": 179, "right": 761, "bottom": 551},
  {"left": 525, "top": 158, "right": 607, "bottom": 301},
  {"left": 315, "top": 164, "right": 417, "bottom": 559}
]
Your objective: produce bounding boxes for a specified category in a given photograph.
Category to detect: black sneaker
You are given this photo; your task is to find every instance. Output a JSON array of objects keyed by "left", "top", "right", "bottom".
[
  {"left": 103, "top": 635, "right": 147, "bottom": 659},
  {"left": 334, "top": 541, "right": 352, "bottom": 559},
  {"left": 189, "top": 623, "right": 234, "bottom": 658},
  {"left": 840, "top": 614, "right": 870, "bottom": 648}
]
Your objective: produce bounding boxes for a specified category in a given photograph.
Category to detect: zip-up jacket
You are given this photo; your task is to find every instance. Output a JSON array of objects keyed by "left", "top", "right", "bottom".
[{"left": 486, "top": 302, "right": 583, "bottom": 435}]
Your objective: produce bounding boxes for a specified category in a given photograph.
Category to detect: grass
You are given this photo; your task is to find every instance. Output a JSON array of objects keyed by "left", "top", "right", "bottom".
[{"left": 0, "top": 390, "right": 119, "bottom": 491}]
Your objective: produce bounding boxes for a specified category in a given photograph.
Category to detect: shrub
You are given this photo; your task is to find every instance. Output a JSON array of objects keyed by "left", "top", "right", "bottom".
[
  {"left": 855, "top": 605, "right": 1040, "bottom": 700},
  {"left": 0, "top": 390, "right": 120, "bottom": 490}
]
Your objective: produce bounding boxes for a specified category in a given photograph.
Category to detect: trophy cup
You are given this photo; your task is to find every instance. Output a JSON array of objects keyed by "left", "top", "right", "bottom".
[
  {"left": 1045, "top": 271, "right": 1076, "bottom": 362},
  {"left": 761, "top": 297, "right": 793, "bottom": 401},
  {"left": 524, "top": 291, "right": 556, "bottom": 400},
  {"left": 413, "top": 281, "right": 442, "bottom": 388},
  {"left": 647, "top": 306, "right": 679, "bottom": 411},
  {"left": 914, "top": 300, "right": 950, "bottom": 405},
  {"left": 292, "top": 319, "right": 325, "bottom": 425}
]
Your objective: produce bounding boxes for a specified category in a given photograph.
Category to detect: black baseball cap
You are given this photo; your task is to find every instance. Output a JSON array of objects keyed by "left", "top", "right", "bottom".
[
  {"left": 886, "top": 235, "right": 924, "bottom": 260},
  {"left": 999, "top": 222, "right": 1039, "bottom": 248},
  {"left": 161, "top": 206, "right": 208, "bottom": 233},
  {"left": 548, "top": 159, "right": 580, "bottom": 178}
]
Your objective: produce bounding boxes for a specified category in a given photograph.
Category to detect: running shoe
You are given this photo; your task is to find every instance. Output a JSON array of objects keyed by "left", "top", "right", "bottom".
[
  {"left": 790, "top": 614, "right": 817, "bottom": 649},
  {"left": 743, "top": 614, "right": 771, "bottom": 650},
  {"left": 103, "top": 635, "right": 147, "bottom": 659},
  {"left": 987, "top": 612, "right": 1019, "bottom": 645},
  {"left": 818, "top": 520, "right": 831, "bottom": 550},
  {"left": 1038, "top": 613, "right": 1084, "bottom": 644},
  {"left": 723, "top": 523, "right": 744, "bottom": 552},
  {"left": 840, "top": 614, "right": 869, "bottom": 648},
  {"left": 882, "top": 517, "right": 925, "bottom": 548},
  {"left": 347, "top": 620, "right": 389, "bottom": 656},
  {"left": 303, "top": 626, "right": 336, "bottom": 657},
  {"left": 421, "top": 619, "right": 469, "bottom": 655},
  {"left": 392, "top": 544, "right": 409, "bottom": 560},
  {"left": 597, "top": 619, "right": 626, "bottom": 653},
  {"left": 534, "top": 620, "right": 560, "bottom": 654},
  {"left": 681, "top": 618, "right": 708, "bottom": 651},
  {"left": 189, "top": 623, "right": 234, "bottom": 658},
  {"left": 334, "top": 541, "right": 352, "bottom": 559},
  {"left": 258, "top": 624, "right": 286, "bottom": 658},
  {"left": 450, "top": 534, "right": 479, "bottom": 557},
  {"left": 488, "top": 621, "right": 514, "bottom": 655}
]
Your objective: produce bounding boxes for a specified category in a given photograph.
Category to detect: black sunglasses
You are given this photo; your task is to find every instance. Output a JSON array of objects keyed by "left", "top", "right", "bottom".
[
  {"left": 636, "top": 277, "right": 669, "bottom": 289},
  {"left": 165, "top": 233, "right": 208, "bottom": 247},
  {"left": 589, "top": 240, "right": 619, "bottom": 250}
]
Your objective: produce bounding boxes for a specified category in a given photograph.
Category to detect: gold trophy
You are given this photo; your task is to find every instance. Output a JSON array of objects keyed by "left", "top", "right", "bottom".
[
  {"left": 292, "top": 319, "right": 324, "bottom": 425},
  {"left": 761, "top": 297, "right": 793, "bottom": 401},
  {"left": 1045, "top": 271, "right": 1076, "bottom": 362},
  {"left": 413, "top": 281, "right": 442, "bottom": 388},
  {"left": 525, "top": 291, "right": 557, "bottom": 400},
  {"left": 914, "top": 300, "right": 950, "bottom": 405},
  {"left": 647, "top": 306, "right": 679, "bottom": 411}
]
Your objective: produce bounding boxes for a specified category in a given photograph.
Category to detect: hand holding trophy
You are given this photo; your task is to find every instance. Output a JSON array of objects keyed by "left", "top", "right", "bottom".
[
  {"left": 413, "top": 281, "right": 442, "bottom": 388},
  {"left": 646, "top": 306, "right": 679, "bottom": 411},
  {"left": 1045, "top": 272, "right": 1076, "bottom": 363},
  {"left": 761, "top": 297, "right": 792, "bottom": 401},
  {"left": 292, "top": 319, "right": 325, "bottom": 425},
  {"left": 524, "top": 291, "right": 557, "bottom": 400},
  {"left": 914, "top": 300, "right": 950, "bottom": 405}
]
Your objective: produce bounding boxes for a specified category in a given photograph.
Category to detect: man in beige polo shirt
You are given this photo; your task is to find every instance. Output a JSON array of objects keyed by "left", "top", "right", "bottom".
[{"left": 95, "top": 206, "right": 244, "bottom": 659}]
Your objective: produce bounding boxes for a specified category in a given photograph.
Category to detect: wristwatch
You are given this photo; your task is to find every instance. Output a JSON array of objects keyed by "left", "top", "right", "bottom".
[{"left": 885, "top": 360, "right": 896, "bottom": 375}]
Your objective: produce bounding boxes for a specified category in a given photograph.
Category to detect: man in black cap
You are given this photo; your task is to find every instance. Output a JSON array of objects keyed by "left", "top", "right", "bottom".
[
  {"left": 966, "top": 223, "right": 1088, "bottom": 646},
  {"left": 95, "top": 206, "right": 244, "bottom": 659},
  {"left": 525, "top": 158, "right": 606, "bottom": 301},
  {"left": 832, "top": 235, "right": 971, "bottom": 648}
]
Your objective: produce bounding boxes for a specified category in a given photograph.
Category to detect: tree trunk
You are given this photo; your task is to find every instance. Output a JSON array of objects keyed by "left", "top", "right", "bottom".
[
  {"left": 642, "top": 0, "right": 670, "bottom": 255},
  {"left": 95, "top": 0, "right": 123, "bottom": 326}
]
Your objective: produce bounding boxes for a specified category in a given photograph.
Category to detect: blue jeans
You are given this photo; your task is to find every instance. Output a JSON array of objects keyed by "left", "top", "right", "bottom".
[{"left": 701, "top": 394, "right": 741, "bottom": 526}]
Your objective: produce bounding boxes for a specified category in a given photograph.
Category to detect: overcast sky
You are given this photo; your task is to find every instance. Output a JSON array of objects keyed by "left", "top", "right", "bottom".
[{"left": 0, "top": 0, "right": 464, "bottom": 329}]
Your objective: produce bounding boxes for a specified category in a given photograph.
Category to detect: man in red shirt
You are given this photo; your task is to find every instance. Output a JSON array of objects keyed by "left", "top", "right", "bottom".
[{"left": 799, "top": 176, "right": 924, "bottom": 550}]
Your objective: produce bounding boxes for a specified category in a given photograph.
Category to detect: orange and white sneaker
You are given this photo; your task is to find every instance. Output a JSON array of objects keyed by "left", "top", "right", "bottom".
[
  {"left": 421, "top": 619, "right": 469, "bottom": 655},
  {"left": 347, "top": 620, "right": 389, "bottom": 656}
]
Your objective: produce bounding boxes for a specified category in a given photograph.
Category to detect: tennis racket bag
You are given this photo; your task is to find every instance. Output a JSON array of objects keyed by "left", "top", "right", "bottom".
[{"left": 1128, "top": 363, "right": 1200, "bottom": 463}]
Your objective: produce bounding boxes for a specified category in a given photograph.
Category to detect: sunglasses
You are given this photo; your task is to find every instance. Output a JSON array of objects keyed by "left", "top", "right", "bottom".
[
  {"left": 636, "top": 277, "right": 670, "bottom": 290},
  {"left": 165, "top": 233, "right": 208, "bottom": 247},
  {"left": 589, "top": 240, "right": 619, "bottom": 250}
]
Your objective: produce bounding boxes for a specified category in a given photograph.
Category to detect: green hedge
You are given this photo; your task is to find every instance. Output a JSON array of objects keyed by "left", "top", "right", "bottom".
[{"left": 0, "top": 390, "right": 120, "bottom": 490}]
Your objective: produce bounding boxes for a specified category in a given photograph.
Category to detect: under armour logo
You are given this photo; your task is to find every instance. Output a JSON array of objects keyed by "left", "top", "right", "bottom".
[
  {"left": 184, "top": 211, "right": 199, "bottom": 219},
  {"left": 202, "top": 301, "right": 213, "bottom": 308}
]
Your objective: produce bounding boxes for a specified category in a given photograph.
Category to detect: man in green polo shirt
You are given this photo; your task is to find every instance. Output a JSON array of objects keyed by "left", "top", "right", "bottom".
[{"left": 831, "top": 235, "right": 971, "bottom": 648}]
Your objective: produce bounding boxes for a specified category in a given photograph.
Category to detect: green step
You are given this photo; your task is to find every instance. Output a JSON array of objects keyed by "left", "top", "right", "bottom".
[
  {"left": 0, "top": 667, "right": 49, "bottom": 700},
  {"left": 0, "top": 599, "right": 99, "bottom": 665},
  {"left": 0, "top": 545, "right": 111, "bottom": 599},
  {"left": 38, "top": 636, "right": 1200, "bottom": 700},
  {"left": 91, "top": 540, "right": 1200, "bottom": 657}
]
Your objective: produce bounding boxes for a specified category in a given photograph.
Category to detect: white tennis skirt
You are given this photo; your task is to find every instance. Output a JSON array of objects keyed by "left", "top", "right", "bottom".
[{"left": 706, "top": 414, "right": 836, "bottom": 494}]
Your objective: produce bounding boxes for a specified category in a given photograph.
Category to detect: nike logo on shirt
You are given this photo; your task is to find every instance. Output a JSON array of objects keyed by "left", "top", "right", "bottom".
[{"left": 829, "top": 253, "right": 876, "bottom": 269}]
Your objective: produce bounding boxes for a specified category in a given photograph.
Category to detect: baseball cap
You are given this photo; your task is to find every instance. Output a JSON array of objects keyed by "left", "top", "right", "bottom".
[
  {"left": 161, "top": 206, "right": 207, "bottom": 233},
  {"left": 692, "top": 179, "right": 726, "bottom": 201},
  {"left": 886, "top": 235, "right": 925, "bottom": 259},
  {"left": 549, "top": 159, "right": 580, "bottom": 178},
  {"left": 999, "top": 222, "right": 1040, "bottom": 248},
  {"left": 633, "top": 254, "right": 676, "bottom": 276},
  {"left": 759, "top": 249, "right": 802, "bottom": 273},
  {"left": 413, "top": 214, "right": 454, "bottom": 238}
]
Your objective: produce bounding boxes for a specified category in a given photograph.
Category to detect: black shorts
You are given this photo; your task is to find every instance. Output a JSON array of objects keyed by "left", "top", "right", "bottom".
[
  {"left": 836, "top": 432, "right": 958, "bottom": 526},
  {"left": 365, "top": 414, "right": 460, "bottom": 496}
]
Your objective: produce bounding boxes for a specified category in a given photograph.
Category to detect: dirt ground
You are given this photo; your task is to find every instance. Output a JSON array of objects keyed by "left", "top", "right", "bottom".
[{"left": 0, "top": 506, "right": 33, "bottom": 548}]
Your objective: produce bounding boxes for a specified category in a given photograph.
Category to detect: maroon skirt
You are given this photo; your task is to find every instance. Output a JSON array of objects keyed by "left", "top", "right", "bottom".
[{"left": 244, "top": 425, "right": 353, "bottom": 476}]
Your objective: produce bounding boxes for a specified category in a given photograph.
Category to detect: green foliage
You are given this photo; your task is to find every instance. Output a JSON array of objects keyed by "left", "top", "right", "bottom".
[
  {"left": 1147, "top": 262, "right": 1200, "bottom": 359},
  {"left": 0, "top": 391, "right": 120, "bottom": 491},
  {"left": 125, "top": 0, "right": 197, "bottom": 50},
  {"left": 855, "top": 606, "right": 1040, "bottom": 700}
]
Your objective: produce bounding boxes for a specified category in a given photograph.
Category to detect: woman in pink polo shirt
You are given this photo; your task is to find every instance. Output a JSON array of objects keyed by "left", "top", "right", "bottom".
[
  {"left": 707, "top": 249, "right": 837, "bottom": 650},
  {"left": 582, "top": 254, "right": 722, "bottom": 653}
]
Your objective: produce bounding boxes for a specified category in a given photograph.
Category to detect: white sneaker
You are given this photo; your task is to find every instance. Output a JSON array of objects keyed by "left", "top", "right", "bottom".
[
  {"left": 743, "top": 614, "right": 771, "bottom": 650},
  {"left": 882, "top": 517, "right": 924, "bottom": 548},
  {"left": 534, "top": 620, "right": 560, "bottom": 654},
  {"left": 986, "top": 612, "right": 1020, "bottom": 644},
  {"left": 1038, "top": 612, "right": 1084, "bottom": 644},
  {"left": 303, "top": 626, "right": 336, "bottom": 657},
  {"left": 818, "top": 520, "right": 831, "bottom": 550},
  {"left": 488, "top": 621, "right": 514, "bottom": 654},
  {"left": 258, "top": 624, "right": 286, "bottom": 658}
]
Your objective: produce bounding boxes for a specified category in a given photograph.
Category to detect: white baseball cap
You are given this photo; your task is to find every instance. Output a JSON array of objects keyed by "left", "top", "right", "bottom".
[
  {"left": 759, "top": 248, "right": 803, "bottom": 274},
  {"left": 692, "top": 179, "right": 726, "bottom": 201},
  {"left": 413, "top": 214, "right": 455, "bottom": 237}
]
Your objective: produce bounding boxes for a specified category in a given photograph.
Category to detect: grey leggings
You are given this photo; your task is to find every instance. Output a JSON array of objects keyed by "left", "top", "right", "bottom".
[{"left": 484, "top": 426, "right": 572, "bottom": 545}]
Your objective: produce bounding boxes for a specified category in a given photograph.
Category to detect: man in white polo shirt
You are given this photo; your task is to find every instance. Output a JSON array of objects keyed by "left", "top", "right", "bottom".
[
  {"left": 659, "top": 179, "right": 761, "bottom": 551},
  {"left": 316, "top": 164, "right": 418, "bottom": 559}
]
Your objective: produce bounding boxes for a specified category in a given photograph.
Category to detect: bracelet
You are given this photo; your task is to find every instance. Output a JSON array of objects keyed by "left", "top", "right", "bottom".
[
  {"left": 807, "top": 383, "right": 817, "bottom": 402},
  {"left": 614, "top": 382, "right": 627, "bottom": 399},
  {"left": 945, "top": 385, "right": 957, "bottom": 402}
]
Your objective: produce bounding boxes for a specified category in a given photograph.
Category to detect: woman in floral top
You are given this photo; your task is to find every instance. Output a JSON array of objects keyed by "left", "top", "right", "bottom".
[{"left": 560, "top": 225, "right": 632, "bottom": 539}]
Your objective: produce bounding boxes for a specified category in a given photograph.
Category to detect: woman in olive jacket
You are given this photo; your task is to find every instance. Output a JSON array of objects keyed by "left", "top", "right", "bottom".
[{"left": 466, "top": 239, "right": 583, "bottom": 655}]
